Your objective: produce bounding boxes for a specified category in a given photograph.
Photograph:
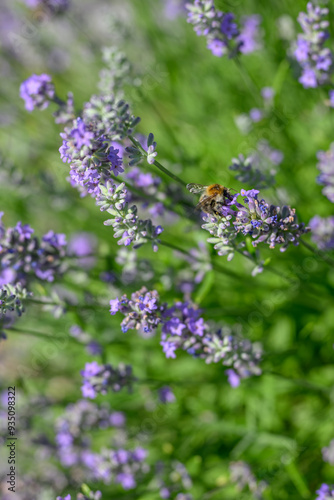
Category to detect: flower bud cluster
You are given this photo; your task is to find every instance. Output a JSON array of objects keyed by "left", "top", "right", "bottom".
[{"left": 97, "top": 181, "right": 164, "bottom": 250}]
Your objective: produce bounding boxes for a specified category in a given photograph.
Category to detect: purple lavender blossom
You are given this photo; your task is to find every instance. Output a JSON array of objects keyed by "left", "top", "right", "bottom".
[
  {"left": 316, "top": 144, "right": 334, "bottom": 202},
  {"left": 328, "top": 90, "right": 334, "bottom": 108},
  {"left": 24, "top": 0, "right": 70, "bottom": 13},
  {"left": 163, "top": 0, "right": 187, "bottom": 19},
  {"left": 0, "top": 216, "right": 67, "bottom": 285},
  {"left": 111, "top": 287, "right": 262, "bottom": 384},
  {"left": 186, "top": 1, "right": 261, "bottom": 58},
  {"left": 203, "top": 188, "right": 309, "bottom": 259},
  {"left": 158, "top": 386, "right": 176, "bottom": 403},
  {"left": 261, "top": 86, "right": 274, "bottom": 102},
  {"left": 293, "top": 3, "right": 333, "bottom": 88},
  {"left": 110, "top": 287, "right": 162, "bottom": 334},
  {"left": 249, "top": 108, "right": 263, "bottom": 123},
  {"left": 316, "top": 484, "right": 334, "bottom": 500},
  {"left": 226, "top": 369, "right": 240, "bottom": 388},
  {"left": 55, "top": 400, "right": 148, "bottom": 489},
  {"left": 238, "top": 15, "right": 262, "bottom": 54},
  {"left": 20, "top": 74, "right": 55, "bottom": 111},
  {"left": 68, "top": 232, "right": 97, "bottom": 269},
  {"left": 309, "top": 216, "right": 334, "bottom": 250},
  {"left": 81, "top": 362, "right": 136, "bottom": 398}
]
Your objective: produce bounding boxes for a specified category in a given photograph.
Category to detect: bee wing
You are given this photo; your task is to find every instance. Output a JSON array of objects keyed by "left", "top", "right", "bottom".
[
  {"left": 186, "top": 183, "right": 208, "bottom": 194},
  {"left": 195, "top": 194, "right": 217, "bottom": 211}
]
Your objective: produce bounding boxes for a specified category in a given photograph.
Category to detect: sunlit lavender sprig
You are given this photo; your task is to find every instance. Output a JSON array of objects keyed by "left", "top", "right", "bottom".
[
  {"left": 97, "top": 181, "right": 164, "bottom": 250},
  {"left": 0, "top": 214, "right": 67, "bottom": 286},
  {"left": 203, "top": 188, "right": 309, "bottom": 261},
  {"left": 316, "top": 484, "right": 334, "bottom": 500},
  {"left": 317, "top": 144, "right": 334, "bottom": 202},
  {"left": 110, "top": 287, "right": 262, "bottom": 386},
  {"left": 309, "top": 216, "right": 334, "bottom": 250},
  {"left": 81, "top": 361, "right": 136, "bottom": 399},
  {"left": 293, "top": 3, "right": 333, "bottom": 88},
  {"left": 0, "top": 283, "right": 30, "bottom": 319},
  {"left": 186, "top": 0, "right": 262, "bottom": 58}
]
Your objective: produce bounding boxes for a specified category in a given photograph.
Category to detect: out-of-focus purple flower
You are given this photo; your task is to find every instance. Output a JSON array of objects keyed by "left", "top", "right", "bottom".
[
  {"left": 109, "top": 411, "right": 125, "bottom": 427},
  {"left": 226, "top": 369, "right": 240, "bottom": 388},
  {"left": 186, "top": 1, "right": 261, "bottom": 58},
  {"left": 111, "top": 287, "right": 262, "bottom": 385},
  {"left": 315, "top": 484, "right": 334, "bottom": 500},
  {"left": 163, "top": 0, "right": 187, "bottom": 19},
  {"left": 207, "top": 39, "right": 226, "bottom": 57},
  {"left": 249, "top": 108, "right": 263, "bottom": 123},
  {"left": 0, "top": 217, "right": 67, "bottom": 286},
  {"left": 81, "top": 362, "right": 136, "bottom": 399},
  {"left": 328, "top": 90, "right": 334, "bottom": 108},
  {"left": 293, "top": 3, "right": 333, "bottom": 89},
  {"left": 309, "top": 216, "right": 334, "bottom": 250},
  {"left": 158, "top": 386, "right": 176, "bottom": 403},
  {"left": 55, "top": 400, "right": 148, "bottom": 489},
  {"left": 24, "top": 0, "right": 70, "bottom": 13},
  {"left": 238, "top": 15, "right": 262, "bottom": 54},
  {"left": 316, "top": 144, "right": 334, "bottom": 202},
  {"left": 68, "top": 232, "right": 97, "bottom": 269},
  {"left": 20, "top": 74, "right": 55, "bottom": 112},
  {"left": 261, "top": 87, "right": 274, "bottom": 101}
]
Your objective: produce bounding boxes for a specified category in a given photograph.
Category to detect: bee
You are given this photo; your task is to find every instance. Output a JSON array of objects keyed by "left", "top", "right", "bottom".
[{"left": 186, "top": 183, "right": 233, "bottom": 217}]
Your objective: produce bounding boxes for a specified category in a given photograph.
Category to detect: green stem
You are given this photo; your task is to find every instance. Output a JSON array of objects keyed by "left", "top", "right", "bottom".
[
  {"left": 26, "top": 298, "right": 107, "bottom": 311},
  {"left": 128, "top": 135, "right": 186, "bottom": 187},
  {"left": 300, "top": 239, "right": 334, "bottom": 268},
  {"left": 233, "top": 57, "right": 262, "bottom": 105},
  {"left": 109, "top": 173, "right": 187, "bottom": 218},
  {"left": 159, "top": 239, "right": 245, "bottom": 281},
  {"left": 265, "top": 370, "right": 331, "bottom": 395}
]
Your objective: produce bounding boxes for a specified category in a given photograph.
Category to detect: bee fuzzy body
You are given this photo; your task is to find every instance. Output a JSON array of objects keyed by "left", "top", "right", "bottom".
[{"left": 186, "top": 183, "right": 233, "bottom": 217}]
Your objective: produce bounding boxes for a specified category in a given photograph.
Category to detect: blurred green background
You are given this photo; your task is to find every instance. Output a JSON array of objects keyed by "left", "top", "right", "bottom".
[{"left": 0, "top": 0, "right": 334, "bottom": 498}]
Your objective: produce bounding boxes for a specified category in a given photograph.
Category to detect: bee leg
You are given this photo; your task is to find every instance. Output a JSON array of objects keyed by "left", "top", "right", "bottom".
[{"left": 210, "top": 200, "right": 222, "bottom": 218}]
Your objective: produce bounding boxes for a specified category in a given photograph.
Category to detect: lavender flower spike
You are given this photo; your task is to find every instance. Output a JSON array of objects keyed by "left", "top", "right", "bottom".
[
  {"left": 186, "top": 1, "right": 261, "bottom": 58},
  {"left": 97, "top": 181, "right": 164, "bottom": 251},
  {"left": 293, "top": 3, "right": 333, "bottom": 88},
  {"left": 20, "top": 74, "right": 55, "bottom": 111},
  {"left": 81, "top": 361, "right": 136, "bottom": 399},
  {"left": 315, "top": 484, "right": 334, "bottom": 500}
]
